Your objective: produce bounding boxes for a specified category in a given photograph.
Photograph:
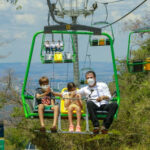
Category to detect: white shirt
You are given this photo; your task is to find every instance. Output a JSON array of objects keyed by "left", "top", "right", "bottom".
[
  {"left": 56, "top": 43, "right": 60, "bottom": 49},
  {"left": 44, "top": 42, "right": 50, "bottom": 48},
  {"left": 78, "top": 82, "right": 111, "bottom": 107},
  {"left": 50, "top": 43, "right": 56, "bottom": 48}
]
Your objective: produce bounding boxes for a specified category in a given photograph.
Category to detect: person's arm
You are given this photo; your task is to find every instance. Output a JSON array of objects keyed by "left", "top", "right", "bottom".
[
  {"left": 75, "top": 94, "right": 83, "bottom": 108},
  {"left": 96, "top": 83, "right": 111, "bottom": 102},
  {"left": 36, "top": 92, "right": 48, "bottom": 98},
  {"left": 51, "top": 99, "right": 55, "bottom": 105},
  {"left": 51, "top": 91, "right": 62, "bottom": 97},
  {"left": 77, "top": 99, "right": 83, "bottom": 109},
  {"left": 96, "top": 95, "right": 110, "bottom": 102},
  {"left": 64, "top": 94, "right": 71, "bottom": 108},
  {"left": 68, "top": 88, "right": 85, "bottom": 98},
  {"left": 36, "top": 87, "right": 51, "bottom": 98}
]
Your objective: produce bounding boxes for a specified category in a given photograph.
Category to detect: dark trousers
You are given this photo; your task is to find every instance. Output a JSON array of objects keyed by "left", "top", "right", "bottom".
[{"left": 87, "top": 101, "right": 118, "bottom": 129}]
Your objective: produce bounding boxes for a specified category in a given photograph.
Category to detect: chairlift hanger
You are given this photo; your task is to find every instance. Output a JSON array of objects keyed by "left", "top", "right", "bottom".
[
  {"left": 47, "top": 0, "right": 66, "bottom": 25},
  {"left": 44, "top": 12, "right": 73, "bottom": 64},
  {"left": 92, "top": 21, "right": 115, "bottom": 42},
  {"left": 96, "top": 0, "right": 126, "bottom": 4}
]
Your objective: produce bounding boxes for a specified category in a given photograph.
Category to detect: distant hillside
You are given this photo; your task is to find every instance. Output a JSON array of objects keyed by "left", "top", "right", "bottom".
[{"left": 0, "top": 62, "right": 114, "bottom": 83}]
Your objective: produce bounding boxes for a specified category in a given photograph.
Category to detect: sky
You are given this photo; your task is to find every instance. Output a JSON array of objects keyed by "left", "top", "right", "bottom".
[{"left": 0, "top": 0, "right": 149, "bottom": 63}]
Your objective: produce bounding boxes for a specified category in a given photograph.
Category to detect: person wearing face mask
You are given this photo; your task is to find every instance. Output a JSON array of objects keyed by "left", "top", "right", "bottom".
[
  {"left": 35, "top": 76, "right": 59, "bottom": 132},
  {"left": 77, "top": 71, "right": 118, "bottom": 134}
]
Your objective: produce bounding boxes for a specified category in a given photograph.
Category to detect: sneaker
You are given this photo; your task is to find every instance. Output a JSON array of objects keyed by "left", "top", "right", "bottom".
[
  {"left": 40, "top": 127, "right": 46, "bottom": 132},
  {"left": 93, "top": 127, "right": 100, "bottom": 135},
  {"left": 75, "top": 126, "right": 81, "bottom": 132},
  {"left": 50, "top": 126, "right": 57, "bottom": 133},
  {"left": 69, "top": 125, "right": 74, "bottom": 132},
  {"left": 101, "top": 126, "right": 108, "bottom": 134}
]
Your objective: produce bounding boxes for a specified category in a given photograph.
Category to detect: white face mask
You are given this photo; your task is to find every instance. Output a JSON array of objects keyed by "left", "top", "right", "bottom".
[
  {"left": 41, "top": 85, "right": 49, "bottom": 90},
  {"left": 87, "top": 78, "right": 95, "bottom": 86}
]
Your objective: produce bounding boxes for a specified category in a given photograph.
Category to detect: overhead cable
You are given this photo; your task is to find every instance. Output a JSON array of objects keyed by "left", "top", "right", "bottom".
[
  {"left": 97, "top": 0, "right": 126, "bottom": 4},
  {"left": 101, "top": 0, "right": 147, "bottom": 28}
]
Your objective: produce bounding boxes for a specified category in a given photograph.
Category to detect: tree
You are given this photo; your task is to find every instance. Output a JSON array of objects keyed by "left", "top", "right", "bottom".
[{"left": 123, "top": 12, "right": 150, "bottom": 31}]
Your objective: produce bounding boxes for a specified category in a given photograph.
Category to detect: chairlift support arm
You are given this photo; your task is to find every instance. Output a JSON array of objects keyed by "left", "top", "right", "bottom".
[{"left": 44, "top": 24, "right": 101, "bottom": 35}]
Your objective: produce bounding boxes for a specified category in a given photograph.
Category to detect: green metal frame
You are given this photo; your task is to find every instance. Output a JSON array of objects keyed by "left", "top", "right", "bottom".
[
  {"left": 21, "top": 29, "right": 120, "bottom": 119},
  {"left": 40, "top": 33, "right": 46, "bottom": 62},
  {"left": 127, "top": 29, "right": 150, "bottom": 73}
]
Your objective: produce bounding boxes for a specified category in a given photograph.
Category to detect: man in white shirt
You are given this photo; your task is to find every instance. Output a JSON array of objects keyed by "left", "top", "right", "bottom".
[{"left": 78, "top": 71, "right": 118, "bottom": 134}]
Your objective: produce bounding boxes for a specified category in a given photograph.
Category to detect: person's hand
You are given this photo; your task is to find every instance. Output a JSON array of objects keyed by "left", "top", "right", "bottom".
[
  {"left": 69, "top": 91, "right": 76, "bottom": 97},
  {"left": 45, "top": 86, "right": 51, "bottom": 94},
  {"left": 96, "top": 96, "right": 103, "bottom": 102}
]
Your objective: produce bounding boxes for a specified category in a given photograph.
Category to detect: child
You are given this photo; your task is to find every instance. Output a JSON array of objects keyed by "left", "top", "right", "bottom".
[
  {"left": 35, "top": 76, "right": 59, "bottom": 132},
  {"left": 63, "top": 82, "right": 83, "bottom": 132}
]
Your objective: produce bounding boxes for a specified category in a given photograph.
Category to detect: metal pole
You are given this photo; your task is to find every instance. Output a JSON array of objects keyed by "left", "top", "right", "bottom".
[{"left": 72, "top": 16, "right": 80, "bottom": 87}]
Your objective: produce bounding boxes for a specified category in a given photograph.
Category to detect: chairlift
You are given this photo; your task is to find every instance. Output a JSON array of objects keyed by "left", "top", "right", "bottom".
[
  {"left": 40, "top": 33, "right": 75, "bottom": 64},
  {"left": 21, "top": 24, "right": 120, "bottom": 134},
  {"left": 126, "top": 28, "right": 150, "bottom": 73},
  {"left": 90, "top": 21, "right": 114, "bottom": 46}
]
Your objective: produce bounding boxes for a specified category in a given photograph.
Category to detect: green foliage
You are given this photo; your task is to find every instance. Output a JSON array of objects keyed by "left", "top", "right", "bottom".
[
  {"left": 0, "top": 98, "right": 6, "bottom": 109},
  {"left": 130, "top": 38, "right": 150, "bottom": 60},
  {"left": 5, "top": 128, "right": 29, "bottom": 150}
]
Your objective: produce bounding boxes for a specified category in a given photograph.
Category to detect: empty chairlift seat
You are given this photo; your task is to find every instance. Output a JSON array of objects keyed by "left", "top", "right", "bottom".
[
  {"left": 64, "top": 52, "right": 73, "bottom": 63},
  {"left": 54, "top": 52, "right": 63, "bottom": 63},
  {"left": 132, "top": 60, "right": 143, "bottom": 72},
  {"left": 64, "top": 52, "right": 72, "bottom": 60},
  {"left": 44, "top": 53, "right": 53, "bottom": 61}
]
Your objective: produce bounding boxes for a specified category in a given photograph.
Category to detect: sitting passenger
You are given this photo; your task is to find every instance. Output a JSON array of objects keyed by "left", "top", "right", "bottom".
[
  {"left": 35, "top": 76, "right": 59, "bottom": 132},
  {"left": 63, "top": 82, "right": 83, "bottom": 132},
  {"left": 50, "top": 42, "right": 56, "bottom": 51},
  {"left": 51, "top": 82, "right": 83, "bottom": 132},
  {"left": 70, "top": 71, "right": 118, "bottom": 134},
  {"left": 56, "top": 40, "right": 63, "bottom": 51},
  {"left": 44, "top": 41, "right": 51, "bottom": 53},
  {"left": 56, "top": 40, "right": 60, "bottom": 51}
]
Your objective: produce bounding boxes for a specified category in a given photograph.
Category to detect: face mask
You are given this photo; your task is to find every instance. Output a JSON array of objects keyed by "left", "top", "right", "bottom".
[
  {"left": 87, "top": 78, "right": 95, "bottom": 86},
  {"left": 41, "top": 85, "right": 49, "bottom": 90}
]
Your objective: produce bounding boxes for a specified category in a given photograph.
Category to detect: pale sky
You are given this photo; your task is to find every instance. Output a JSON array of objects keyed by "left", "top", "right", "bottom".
[{"left": 0, "top": 0, "right": 149, "bottom": 63}]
